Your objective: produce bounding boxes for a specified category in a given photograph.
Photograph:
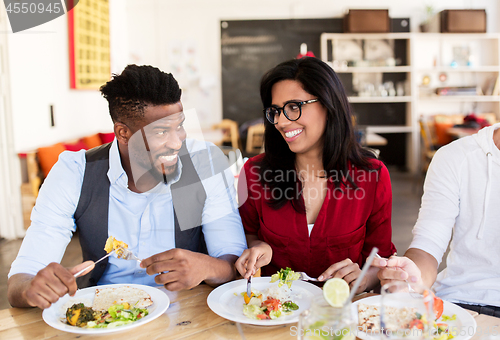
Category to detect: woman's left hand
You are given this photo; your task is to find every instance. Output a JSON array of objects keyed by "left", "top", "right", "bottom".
[{"left": 318, "top": 258, "right": 367, "bottom": 294}]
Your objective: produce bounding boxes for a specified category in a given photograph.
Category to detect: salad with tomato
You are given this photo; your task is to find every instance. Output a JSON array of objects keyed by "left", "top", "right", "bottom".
[
  {"left": 241, "top": 268, "right": 300, "bottom": 320},
  {"left": 408, "top": 291, "right": 454, "bottom": 340}
]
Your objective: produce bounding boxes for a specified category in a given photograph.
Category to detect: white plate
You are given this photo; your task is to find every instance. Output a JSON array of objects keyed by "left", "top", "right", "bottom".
[
  {"left": 352, "top": 295, "right": 477, "bottom": 340},
  {"left": 207, "top": 276, "right": 323, "bottom": 326},
  {"left": 42, "top": 283, "right": 169, "bottom": 334}
]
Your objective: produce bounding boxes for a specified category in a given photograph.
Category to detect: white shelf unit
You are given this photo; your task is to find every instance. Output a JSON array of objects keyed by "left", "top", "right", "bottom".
[
  {"left": 366, "top": 125, "right": 414, "bottom": 133},
  {"left": 413, "top": 34, "right": 500, "bottom": 111},
  {"left": 321, "top": 32, "right": 500, "bottom": 174},
  {"left": 321, "top": 32, "right": 415, "bottom": 171},
  {"left": 418, "top": 95, "right": 500, "bottom": 102},
  {"left": 417, "top": 66, "right": 500, "bottom": 73},
  {"left": 348, "top": 96, "right": 411, "bottom": 103},
  {"left": 332, "top": 66, "right": 412, "bottom": 73}
]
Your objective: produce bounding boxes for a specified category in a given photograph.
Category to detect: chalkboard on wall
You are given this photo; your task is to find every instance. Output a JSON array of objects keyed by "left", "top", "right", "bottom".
[
  {"left": 221, "top": 17, "right": 411, "bottom": 167},
  {"left": 221, "top": 18, "right": 343, "bottom": 127}
]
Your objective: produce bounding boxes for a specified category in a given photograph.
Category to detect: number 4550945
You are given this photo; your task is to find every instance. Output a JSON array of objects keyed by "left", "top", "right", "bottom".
[{"left": 6, "top": 2, "right": 62, "bottom": 14}]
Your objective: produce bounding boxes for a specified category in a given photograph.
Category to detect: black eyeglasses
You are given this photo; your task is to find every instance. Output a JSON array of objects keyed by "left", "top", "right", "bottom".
[{"left": 264, "top": 99, "right": 319, "bottom": 124}]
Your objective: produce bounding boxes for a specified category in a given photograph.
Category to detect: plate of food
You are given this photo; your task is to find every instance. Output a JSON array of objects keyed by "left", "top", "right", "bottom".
[
  {"left": 353, "top": 295, "right": 477, "bottom": 340},
  {"left": 207, "top": 269, "right": 323, "bottom": 326},
  {"left": 42, "top": 283, "right": 169, "bottom": 334}
]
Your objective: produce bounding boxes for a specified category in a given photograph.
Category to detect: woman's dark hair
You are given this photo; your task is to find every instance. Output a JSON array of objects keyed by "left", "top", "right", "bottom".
[
  {"left": 100, "top": 64, "right": 182, "bottom": 124},
  {"left": 258, "top": 57, "right": 376, "bottom": 212}
]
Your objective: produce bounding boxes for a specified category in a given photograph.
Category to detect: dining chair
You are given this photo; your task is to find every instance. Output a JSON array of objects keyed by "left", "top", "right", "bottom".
[
  {"left": 419, "top": 116, "right": 437, "bottom": 173},
  {"left": 413, "top": 116, "right": 438, "bottom": 194},
  {"left": 245, "top": 123, "right": 265, "bottom": 154},
  {"left": 212, "top": 119, "right": 241, "bottom": 149}
]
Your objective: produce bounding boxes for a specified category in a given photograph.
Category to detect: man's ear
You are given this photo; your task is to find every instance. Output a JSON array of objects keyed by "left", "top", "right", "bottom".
[{"left": 114, "top": 122, "right": 130, "bottom": 145}]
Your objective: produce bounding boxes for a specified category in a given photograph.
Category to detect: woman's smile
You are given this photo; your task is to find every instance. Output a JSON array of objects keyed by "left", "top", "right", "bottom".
[{"left": 284, "top": 128, "right": 303, "bottom": 141}]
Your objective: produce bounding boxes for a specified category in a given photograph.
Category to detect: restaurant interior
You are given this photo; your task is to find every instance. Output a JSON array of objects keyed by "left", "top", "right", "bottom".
[{"left": 0, "top": 0, "right": 499, "bottom": 338}]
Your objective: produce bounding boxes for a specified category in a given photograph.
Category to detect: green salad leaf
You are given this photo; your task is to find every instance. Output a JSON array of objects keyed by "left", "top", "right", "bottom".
[
  {"left": 270, "top": 267, "right": 300, "bottom": 288},
  {"left": 282, "top": 301, "right": 299, "bottom": 312},
  {"left": 87, "top": 303, "right": 149, "bottom": 328}
]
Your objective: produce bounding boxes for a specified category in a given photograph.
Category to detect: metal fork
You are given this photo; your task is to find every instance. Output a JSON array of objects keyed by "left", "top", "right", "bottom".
[
  {"left": 297, "top": 272, "right": 319, "bottom": 282},
  {"left": 73, "top": 252, "right": 112, "bottom": 277},
  {"left": 116, "top": 246, "right": 142, "bottom": 262},
  {"left": 73, "top": 247, "right": 142, "bottom": 278}
]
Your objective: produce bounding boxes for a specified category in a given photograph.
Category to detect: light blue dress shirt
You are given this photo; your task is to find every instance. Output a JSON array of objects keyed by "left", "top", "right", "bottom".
[{"left": 9, "top": 139, "right": 247, "bottom": 286}]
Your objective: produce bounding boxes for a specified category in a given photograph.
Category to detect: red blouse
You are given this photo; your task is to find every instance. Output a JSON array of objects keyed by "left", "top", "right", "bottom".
[{"left": 238, "top": 154, "right": 396, "bottom": 278}]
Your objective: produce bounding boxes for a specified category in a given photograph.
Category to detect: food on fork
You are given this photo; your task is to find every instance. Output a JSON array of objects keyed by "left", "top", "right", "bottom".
[
  {"left": 104, "top": 236, "right": 128, "bottom": 258},
  {"left": 270, "top": 267, "right": 300, "bottom": 288}
]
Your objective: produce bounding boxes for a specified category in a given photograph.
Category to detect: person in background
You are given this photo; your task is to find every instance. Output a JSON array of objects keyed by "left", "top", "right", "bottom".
[
  {"left": 7, "top": 65, "right": 246, "bottom": 309},
  {"left": 375, "top": 123, "right": 500, "bottom": 317},
  {"left": 235, "top": 57, "right": 396, "bottom": 293}
]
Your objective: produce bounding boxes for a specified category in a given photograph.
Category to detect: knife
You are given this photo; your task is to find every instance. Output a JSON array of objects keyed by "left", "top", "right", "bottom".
[{"left": 246, "top": 276, "right": 252, "bottom": 298}]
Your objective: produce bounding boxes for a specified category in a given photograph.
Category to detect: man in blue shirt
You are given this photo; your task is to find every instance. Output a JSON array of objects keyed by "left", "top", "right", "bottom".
[{"left": 7, "top": 65, "right": 247, "bottom": 309}]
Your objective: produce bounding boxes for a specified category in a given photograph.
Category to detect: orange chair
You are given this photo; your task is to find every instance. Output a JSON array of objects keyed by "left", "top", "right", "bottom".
[{"left": 433, "top": 114, "right": 464, "bottom": 146}]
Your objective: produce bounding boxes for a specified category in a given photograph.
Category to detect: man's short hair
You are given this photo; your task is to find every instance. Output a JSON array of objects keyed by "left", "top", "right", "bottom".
[{"left": 100, "top": 64, "right": 182, "bottom": 124}]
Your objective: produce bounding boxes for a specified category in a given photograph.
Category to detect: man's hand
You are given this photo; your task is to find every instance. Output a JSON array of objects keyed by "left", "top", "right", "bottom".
[
  {"left": 141, "top": 249, "right": 231, "bottom": 291},
  {"left": 235, "top": 241, "right": 272, "bottom": 279},
  {"left": 373, "top": 256, "right": 423, "bottom": 287},
  {"left": 8, "top": 261, "right": 94, "bottom": 309}
]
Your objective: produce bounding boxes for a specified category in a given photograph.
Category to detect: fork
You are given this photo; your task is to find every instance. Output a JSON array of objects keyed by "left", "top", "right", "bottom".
[
  {"left": 73, "top": 247, "right": 142, "bottom": 278},
  {"left": 73, "top": 252, "right": 113, "bottom": 278},
  {"left": 116, "top": 246, "right": 142, "bottom": 262},
  {"left": 297, "top": 272, "right": 319, "bottom": 282}
]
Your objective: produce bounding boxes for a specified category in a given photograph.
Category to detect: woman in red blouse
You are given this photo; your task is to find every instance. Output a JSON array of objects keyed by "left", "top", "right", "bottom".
[{"left": 235, "top": 57, "right": 396, "bottom": 293}]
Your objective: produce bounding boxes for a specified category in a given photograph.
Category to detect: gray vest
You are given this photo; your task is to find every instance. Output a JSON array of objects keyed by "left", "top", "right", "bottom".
[{"left": 74, "top": 142, "right": 207, "bottom": 288}]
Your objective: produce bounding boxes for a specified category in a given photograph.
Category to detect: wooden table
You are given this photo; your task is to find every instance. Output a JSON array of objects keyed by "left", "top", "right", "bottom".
[
  {"left": 1, "top": 286, "right": 498, "bottom": 340},
  {"left": 447, "top": 127, "right": 481, "bottom": 139}
]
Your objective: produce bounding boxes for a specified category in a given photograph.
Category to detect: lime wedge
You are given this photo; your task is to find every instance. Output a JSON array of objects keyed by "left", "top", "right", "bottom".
[{"left": 322, "top": 278, "right": 350, "bottom": 307}]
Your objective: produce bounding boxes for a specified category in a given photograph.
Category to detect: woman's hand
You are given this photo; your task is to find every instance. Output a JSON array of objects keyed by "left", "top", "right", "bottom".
[
  {"left": 318, "top": 258, "right": 371, "bottom": 294},
  {"left": 235, "top": 241, "right": 272, "bottom": 279}
]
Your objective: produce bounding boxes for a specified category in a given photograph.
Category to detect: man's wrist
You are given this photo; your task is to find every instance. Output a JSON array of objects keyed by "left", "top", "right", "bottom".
[{"left": 203, "top": 254, "right": 237, "bottom": 286}]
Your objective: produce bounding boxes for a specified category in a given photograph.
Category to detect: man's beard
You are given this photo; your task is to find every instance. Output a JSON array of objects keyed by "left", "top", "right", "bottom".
[{"left": 130, "top": 151, "right": 178, "bottom": 191}]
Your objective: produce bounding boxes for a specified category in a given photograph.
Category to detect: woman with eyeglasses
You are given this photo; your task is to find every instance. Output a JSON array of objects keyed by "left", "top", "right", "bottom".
[{"left": 235, "top": 57, "right": 396, "bottom": 293}]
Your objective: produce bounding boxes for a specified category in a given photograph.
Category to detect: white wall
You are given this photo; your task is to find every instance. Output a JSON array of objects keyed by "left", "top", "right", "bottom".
[
  {"left": 6, "top": 0, "right": 126, "bottom": 153},
  {"left": 4, "top": 0, "right": 499, "bottom": 151},
  {"left": 0, "top": 5, "right": 24, "bottom": 239},
  {"left": 125, "top": 0, "right": 499, "bottom": 127}
]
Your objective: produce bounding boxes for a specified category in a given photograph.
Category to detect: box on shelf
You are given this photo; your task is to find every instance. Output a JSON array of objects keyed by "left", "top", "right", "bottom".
[
  {"left": 343, "top": 9, "right": 390, "bottom": 33},
  {"left": 440, "top": 10, "right": 486, "bottom": 33}
]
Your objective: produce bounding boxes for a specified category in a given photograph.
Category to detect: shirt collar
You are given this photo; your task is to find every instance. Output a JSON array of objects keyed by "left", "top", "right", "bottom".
[{"left": 107, "top": 139, "right": 184, "bottom": 188}]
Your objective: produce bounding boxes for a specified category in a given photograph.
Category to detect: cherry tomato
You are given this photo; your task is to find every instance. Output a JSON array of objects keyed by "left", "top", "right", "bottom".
[{"left": 409, "top": 319, "right": 424, "bottom": 330}]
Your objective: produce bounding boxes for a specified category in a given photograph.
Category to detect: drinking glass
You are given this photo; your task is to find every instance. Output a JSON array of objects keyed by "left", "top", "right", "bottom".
[
  {"left": 298, "top": 296, "right": 355, "bottom": 340},
  {"left": 381, "top": 282, "right": 434, "bottom": 340}
]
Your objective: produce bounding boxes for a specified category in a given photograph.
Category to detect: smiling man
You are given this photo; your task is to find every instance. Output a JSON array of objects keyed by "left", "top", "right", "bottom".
[{"left": 7, "top": 65, "right": 246, "bottom": 309}]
